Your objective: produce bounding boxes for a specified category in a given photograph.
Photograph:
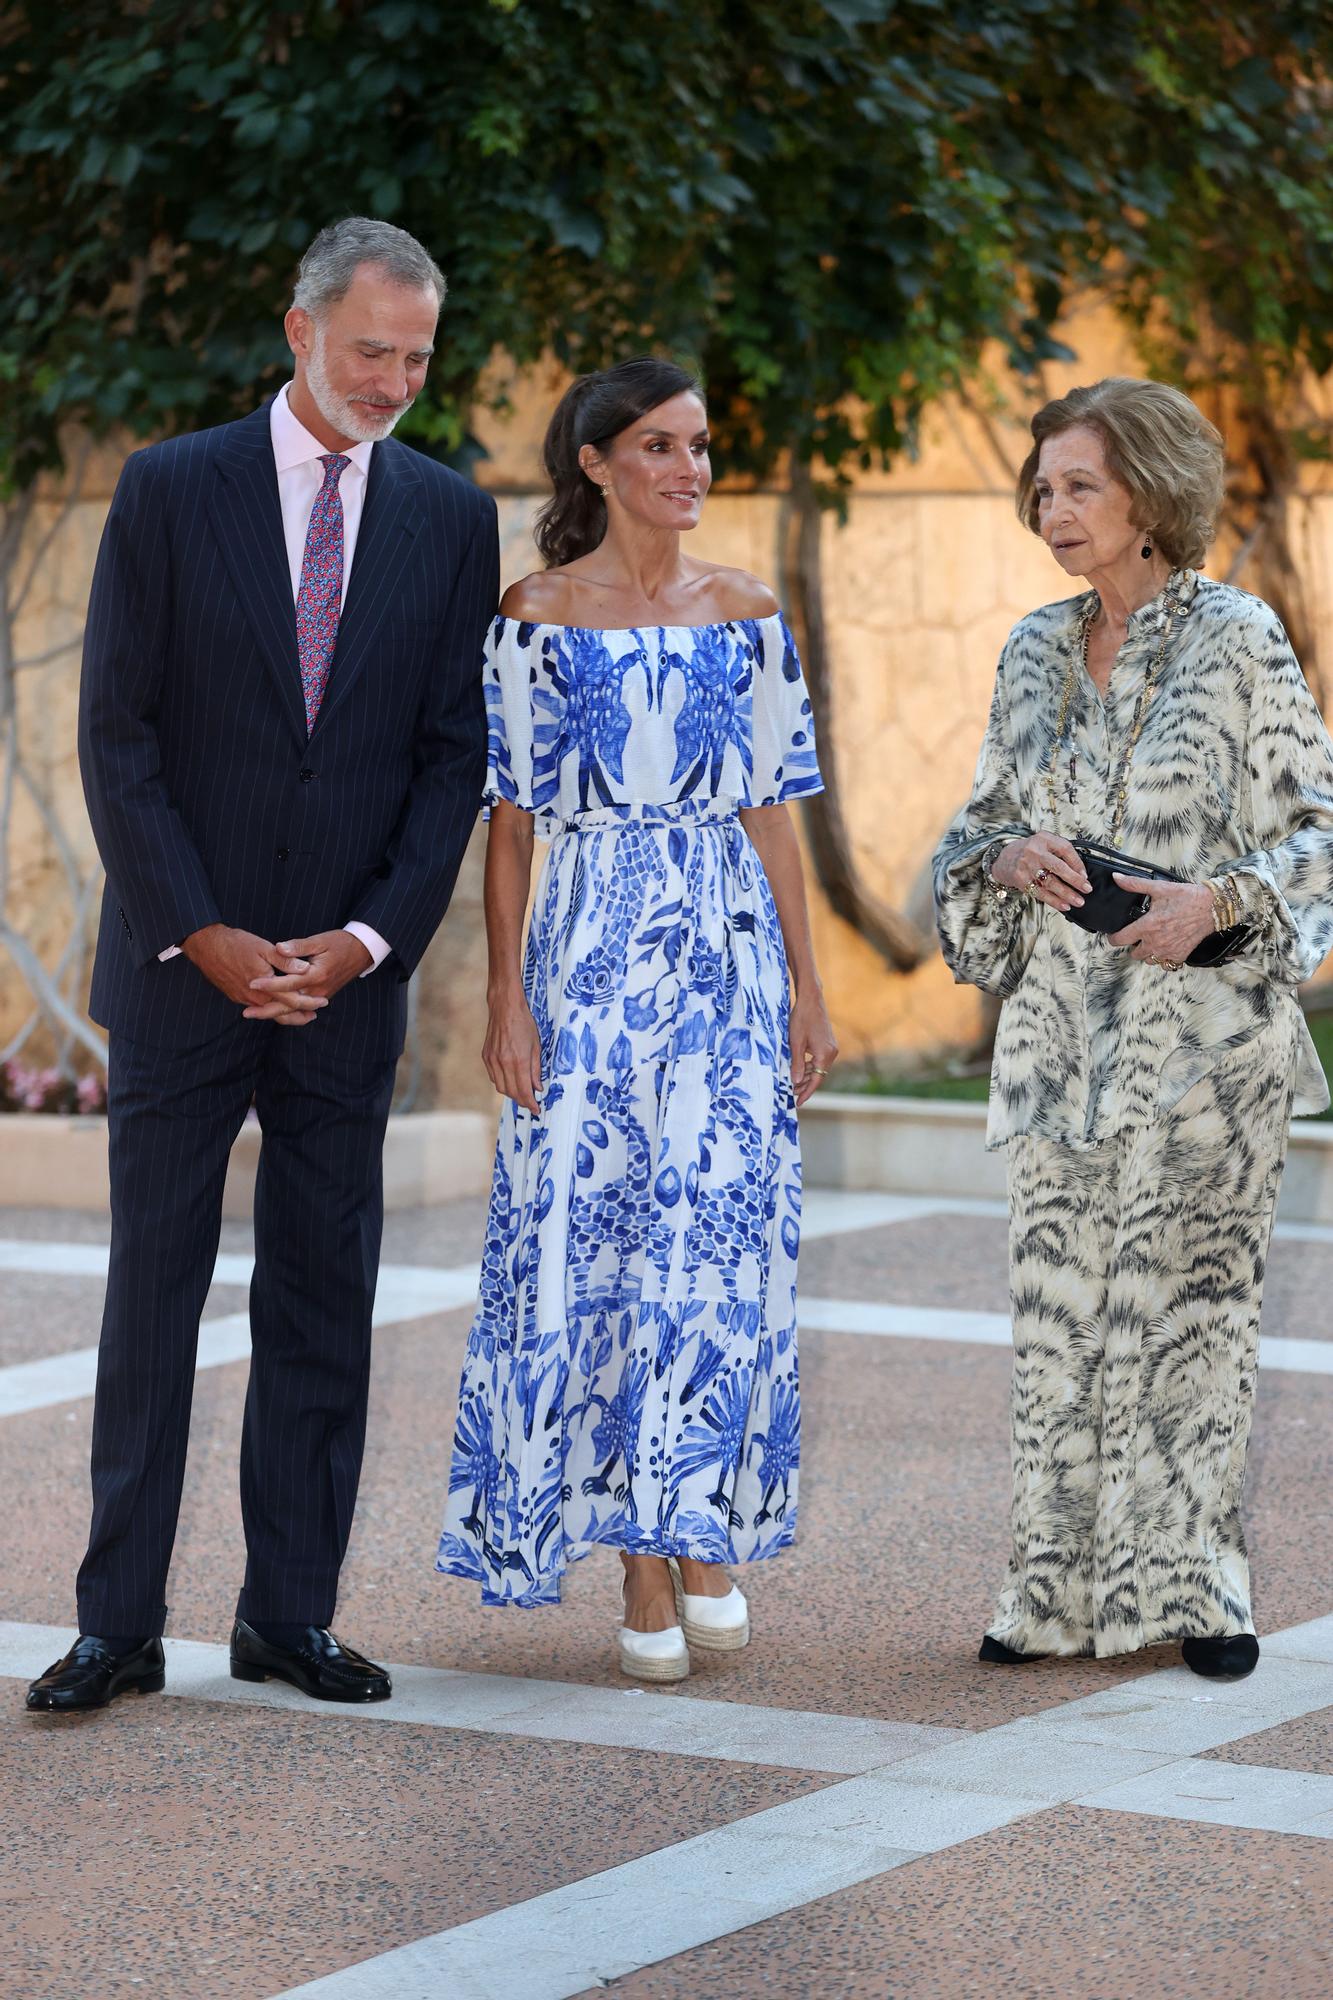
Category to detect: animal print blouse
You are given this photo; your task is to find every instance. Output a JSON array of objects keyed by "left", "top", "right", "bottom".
[{"left": 934, "top": 569, "right": 1333, "bottom": 1149}]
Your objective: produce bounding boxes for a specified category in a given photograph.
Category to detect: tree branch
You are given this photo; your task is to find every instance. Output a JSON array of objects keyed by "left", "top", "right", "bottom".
[
  {"left": 10, "top": 440, "right": 92, "bottom": 621},
  {"left": 0, "top": 478, "right": 104, "bottom": 1074},
  {"left": 0, "top": 922, "right": 107, "bottom": 1067},
  {"left": 15, "top": 635, "right": 82, "bottom": 671},
  {"left": 0, "top": 1010, "right": 42, "bottom": 1064}
]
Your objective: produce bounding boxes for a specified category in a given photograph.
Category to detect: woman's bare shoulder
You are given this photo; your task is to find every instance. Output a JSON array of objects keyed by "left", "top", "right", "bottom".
[
  {"left": 700, "top": 566, "right": 781, "bottom": 620},
  {"left": 499, "top": 571, "right": 576, "bottom": 622}
]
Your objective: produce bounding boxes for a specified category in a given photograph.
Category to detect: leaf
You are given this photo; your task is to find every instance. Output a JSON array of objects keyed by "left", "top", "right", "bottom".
[
  {"left": 541, "top": 196, "right": 604, "bottom": 259},
  {"left": 234, "top": 105, "right": 281, "bottom": 147}
]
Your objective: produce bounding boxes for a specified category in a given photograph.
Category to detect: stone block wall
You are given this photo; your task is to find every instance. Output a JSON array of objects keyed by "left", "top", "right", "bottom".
[{"left": 7, "top": 307, "right": 1333, "bottom": 1107}]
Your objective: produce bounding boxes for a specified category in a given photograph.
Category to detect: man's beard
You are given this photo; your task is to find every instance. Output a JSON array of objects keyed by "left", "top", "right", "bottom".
[{"left": 305, "top": 329, "right": 413, "bottom": 444}]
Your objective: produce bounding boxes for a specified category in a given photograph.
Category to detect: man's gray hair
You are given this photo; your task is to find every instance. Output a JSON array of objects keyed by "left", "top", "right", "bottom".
[{"left": 292, "top": 217, "right": 447, "bottom": 316}]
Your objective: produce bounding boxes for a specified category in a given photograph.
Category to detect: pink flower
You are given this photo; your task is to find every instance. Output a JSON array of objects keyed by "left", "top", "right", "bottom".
[
  {"left": 76, "top": 1074, "right": 107, "bottom": 1114},
  {"left": 33, "top": 1068, "right": 61, "bottom": 1109}
]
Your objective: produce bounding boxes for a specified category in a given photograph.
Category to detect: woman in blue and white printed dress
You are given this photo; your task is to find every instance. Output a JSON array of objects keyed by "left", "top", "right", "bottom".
[{"left": 437, "top": 358, "right": 836, "bottom": 1679}]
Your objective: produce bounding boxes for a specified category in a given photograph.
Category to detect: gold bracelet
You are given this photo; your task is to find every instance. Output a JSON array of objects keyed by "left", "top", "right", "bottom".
[
  {"left": 1209, "top": 876, "right": 1240, "bottom": 932},
  {"left": 982, "top": 839, "right": 1013, "bottom": 907}
]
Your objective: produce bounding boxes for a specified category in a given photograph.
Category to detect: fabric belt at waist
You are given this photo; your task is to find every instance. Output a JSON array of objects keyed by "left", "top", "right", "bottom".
[{"left": 551, "top": 800, "right": 740, "bottom": 835}]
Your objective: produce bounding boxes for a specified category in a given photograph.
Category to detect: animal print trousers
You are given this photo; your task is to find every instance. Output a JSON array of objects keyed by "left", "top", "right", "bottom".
[{"left": 989, "top": 1012, "right": 1298, "bottom": 1658}]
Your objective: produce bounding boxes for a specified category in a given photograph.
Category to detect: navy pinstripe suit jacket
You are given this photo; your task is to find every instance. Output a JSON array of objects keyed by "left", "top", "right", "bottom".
[{"left": 79, "top": 400, "right": 497, "bottom": 1057}]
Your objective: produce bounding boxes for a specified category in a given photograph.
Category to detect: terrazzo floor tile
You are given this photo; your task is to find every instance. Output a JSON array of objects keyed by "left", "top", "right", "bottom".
[
  {"left": 583, "top": 1804, "right": 1333, "bottom": 1999},
  {"left": 378, "top": 1197, "right": 490, "bottom": 1268},
  {"left": 1263, "top": 1235, "right": 1333, "bottom": 1342},
  {"left": 0, "top": 1196, "right": 490, "bottom": 1266},
  {"left": 0, "top": 1208, "right": 118, "bottom": 1245},
  {"left": 7, "top": 1195, "right": 1333, "bottom": 1999},
  {"left": 798, "top": 1213, "right": 1012, "bottom": 1314},
  {"left": 0, "top": 1271, "right": 249, "bottom": 1367},
  {"left": 1204, "top": 1708, "right": 1333, "bottom": 1777},
  {"left": 310, "top": 1314, "right": 1188, "bottom": 1728},
  {"left": 5, "top": 1301, "right": 1329, "bottom": 1730},
  {"left": 8, "top": 1696, "right": 827, "bottom": 2000}
]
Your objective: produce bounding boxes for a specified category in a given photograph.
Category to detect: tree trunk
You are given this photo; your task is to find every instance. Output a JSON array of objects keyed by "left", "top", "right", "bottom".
[
  {"left": 778, "top": 464, "right": 931, "bottom": 973},
  {"left": 1224, "top": 396, "right": 1324, "bottom": 708}
]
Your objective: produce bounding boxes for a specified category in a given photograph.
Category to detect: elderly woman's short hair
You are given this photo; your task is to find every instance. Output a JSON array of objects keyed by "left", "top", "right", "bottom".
[
  {"left": 293, "top": 217, "right": 447, "bottom": 316},
  {"left": 1016, "top": 377, "right": 1225, "bottom": 572}
]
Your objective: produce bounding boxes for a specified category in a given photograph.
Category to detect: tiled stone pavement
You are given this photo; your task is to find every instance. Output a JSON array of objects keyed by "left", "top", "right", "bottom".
[{"left": 2, "top": 1190, "right": 1331, "bottom": 2000}]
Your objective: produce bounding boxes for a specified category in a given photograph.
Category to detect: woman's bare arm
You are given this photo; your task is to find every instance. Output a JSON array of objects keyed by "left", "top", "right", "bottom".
[
  {"left": 739, "top": 804, "right": 837, "bottom": 1105},
  {"left": 482, "top": 800, "right": 543, "bottom": 1113}
]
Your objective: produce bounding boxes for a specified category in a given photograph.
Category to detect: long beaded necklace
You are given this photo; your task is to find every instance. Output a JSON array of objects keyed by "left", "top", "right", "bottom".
[{"left": 1044, "top": 572, "right": 1188, "bottom": 844}]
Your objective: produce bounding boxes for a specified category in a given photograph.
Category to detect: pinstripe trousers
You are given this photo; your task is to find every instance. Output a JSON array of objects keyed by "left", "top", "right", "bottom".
[{"left": 76, "top": 1019, "right": 397, "bottom": 1636}]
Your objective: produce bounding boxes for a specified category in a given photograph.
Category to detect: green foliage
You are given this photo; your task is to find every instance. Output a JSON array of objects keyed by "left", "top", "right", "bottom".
[{"left": 2, "top": 0, "right": 1332, "bottom": 494}]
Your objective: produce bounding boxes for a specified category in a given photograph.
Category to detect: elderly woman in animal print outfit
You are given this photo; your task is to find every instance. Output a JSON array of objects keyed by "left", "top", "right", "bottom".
[{"left": 934, "top": 377, "right": 1333, "bottom": 1681}]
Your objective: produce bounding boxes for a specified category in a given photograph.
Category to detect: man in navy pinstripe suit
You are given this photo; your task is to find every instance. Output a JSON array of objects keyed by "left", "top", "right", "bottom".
[{"left": 27, "top": 219, "right": 498, "bottom": 1712}]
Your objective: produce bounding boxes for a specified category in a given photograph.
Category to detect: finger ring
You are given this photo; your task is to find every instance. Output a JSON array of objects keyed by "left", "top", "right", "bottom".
[
  {"left": 810, "top": 1064, "right": 830, "bottom": 1075},
  {"left": 1033, "top": 869, "right": 1049, "bottom": 888}
]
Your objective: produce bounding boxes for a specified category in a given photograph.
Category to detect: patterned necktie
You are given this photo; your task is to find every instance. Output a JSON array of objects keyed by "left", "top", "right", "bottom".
[{"left": 295, "top": 452, "right": 350, "bottom": 731}]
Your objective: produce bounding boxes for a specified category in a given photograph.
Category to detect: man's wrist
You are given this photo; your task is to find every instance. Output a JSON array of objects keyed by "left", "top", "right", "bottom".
[
  {"left": 181, "top": 922, "right": 226, "bottom": 964},
  {"left": 343, "top": 922, "right": 390, "bottom": 975}
]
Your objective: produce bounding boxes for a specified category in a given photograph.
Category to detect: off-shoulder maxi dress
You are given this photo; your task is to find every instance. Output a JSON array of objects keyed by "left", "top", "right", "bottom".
[{"left": 438, "top": 613, "right": 823, "bottom": 1605}]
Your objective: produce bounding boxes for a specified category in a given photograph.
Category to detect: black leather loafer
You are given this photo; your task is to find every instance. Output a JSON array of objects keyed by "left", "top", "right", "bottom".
[
  {"left": 979, "top": 1634, "right": 1043, "bottom": 1665},
  {"left": 1182, "top": 1633, "right": 1259, "bottom": 1680},
  {"left": 26, "top": 1636, "right": 165, "bottom": 1712},
  {"left": 229, "top": 1619, "right": 392, "bottom": 1702}
]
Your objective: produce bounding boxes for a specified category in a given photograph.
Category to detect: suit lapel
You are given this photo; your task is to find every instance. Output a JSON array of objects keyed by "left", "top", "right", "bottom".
[
  {"left": 309, "top": 441, "right": 424, "bottom": 739},
  {"left": 209, "top": 403, "right": 308, "bottom": 747}
]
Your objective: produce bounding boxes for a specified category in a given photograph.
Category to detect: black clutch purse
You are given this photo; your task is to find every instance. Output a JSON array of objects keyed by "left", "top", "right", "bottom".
[{"left": 1066, "top": 841, "right": 1252, "bottom": 968}]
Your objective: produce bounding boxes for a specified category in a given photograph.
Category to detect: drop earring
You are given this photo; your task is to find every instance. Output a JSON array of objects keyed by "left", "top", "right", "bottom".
[{"left": 1141, "top": 533, "right": 1153, "bottom": 561}]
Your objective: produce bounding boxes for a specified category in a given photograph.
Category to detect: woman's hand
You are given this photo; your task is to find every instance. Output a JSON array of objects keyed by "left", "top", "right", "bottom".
[
  {"left": 483, "top": 987, "right": 543, "bottom": 1113},
  {"left": 1109, "top": 876, "right": 1216, "bottom": 969},
  {"left": 790, "top": 990, "right": 838, "bottom": 1108},
  {"left": 990, "top": 833, "right": 1092, "bottom": 913}
]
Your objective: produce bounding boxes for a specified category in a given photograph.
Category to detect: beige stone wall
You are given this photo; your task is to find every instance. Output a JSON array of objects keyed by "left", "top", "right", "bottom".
[
  {"left": 8, "top": 308, "right": 1333, "bottom": 1103},
  {"left": 2, "top": 443, "right": 121, "bottom": 1065}
]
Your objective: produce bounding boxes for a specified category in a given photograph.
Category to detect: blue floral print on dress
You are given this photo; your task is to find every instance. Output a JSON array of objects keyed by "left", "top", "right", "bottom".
[{"left": 438, "top": 616, "right": 822, "bottom": 1605}]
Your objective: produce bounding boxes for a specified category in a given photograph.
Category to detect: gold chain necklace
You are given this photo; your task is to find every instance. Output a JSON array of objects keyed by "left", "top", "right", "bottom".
[{"left": 1044, "top": 575, "right": 1186, "bottom": 844}]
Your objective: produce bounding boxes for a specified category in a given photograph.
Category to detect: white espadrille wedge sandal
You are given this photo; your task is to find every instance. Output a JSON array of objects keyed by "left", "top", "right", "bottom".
[
  {"left": 615, "top": 1582, "right": 690, "bottom": 1683},
  {"left": 668, "top": 1559, "right": 750, "bottom": 1651}
]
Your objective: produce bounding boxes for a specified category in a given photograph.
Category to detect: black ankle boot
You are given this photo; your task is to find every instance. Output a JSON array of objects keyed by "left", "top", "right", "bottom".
[
  {"left": 1182, "top": 1633, "right": 1259, "bottom": 1680},
  {"left": 979, "top": 1633, "right": 1041, "bottom": 1665}
]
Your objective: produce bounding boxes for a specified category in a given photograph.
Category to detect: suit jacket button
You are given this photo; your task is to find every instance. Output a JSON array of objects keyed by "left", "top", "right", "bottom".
[
  {"left": 299, "top": 767, "right": 314, "bottom": 782},
  {"left": 276, "top": 847, "right": 289, "bottom": 861}
]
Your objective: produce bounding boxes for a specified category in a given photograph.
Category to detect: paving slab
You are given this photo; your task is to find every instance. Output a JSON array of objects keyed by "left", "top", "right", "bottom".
[
  {"left": 582, "top": 1805, "right": 1333, "bottom": 1999},
  {"left": 1080, "top": 1755, "right": 1333, "bottom": 1839},
  {"left": 6, "top": 1193, "right": 1333, "bottom": 2000},
  {"left": 1204, "top": 1708, "right": 1333, "bottom": 1777},
  {"left": 5, "top": 1303, "right": 1329, "bottom": 1730},
  {"left": 8, "top": 1691, "right": 826, "bottom": 2000}
]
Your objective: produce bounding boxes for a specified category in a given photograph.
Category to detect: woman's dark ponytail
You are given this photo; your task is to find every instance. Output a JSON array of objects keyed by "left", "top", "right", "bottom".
[
  {"left": 534, "top": 375, "right": 605, "bottom": 571},
  {"left": 534, "top": 357, "right": 701, "bottom": 569}
]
